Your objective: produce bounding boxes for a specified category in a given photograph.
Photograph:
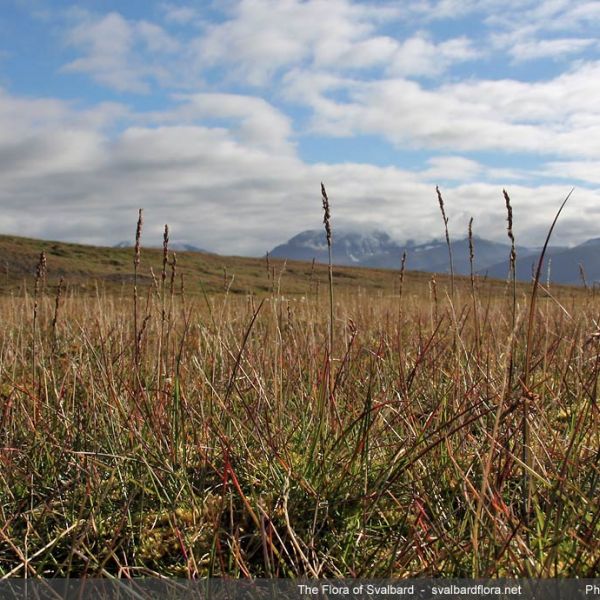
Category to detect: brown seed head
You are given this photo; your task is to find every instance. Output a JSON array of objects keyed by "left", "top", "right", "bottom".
[
  {"left": 134, "top": 209, "right": 143, "bottom": 268},
  {"left": 35, "top": 251, "right": 47, "bottom": 292},
  {"left": 468, "top": 217, "right": 474, "bottom": 262},
  {"left": 321, "top": 182, "right": 332, "bottom": 247},
  {"left": 503, "top": 190, "right": 514, "bottom": 243},
  {"left": 436, "top": 186, "right": 448, "bottom": 226},
  {"left": 162, "top": 224, "right": 169, "bottom": 282},
  {"left": 503, "top": 190, "right": 516, "bottom": 269},
  {"left": 400, "top": 251, "right": 407, "bottom": 280}
]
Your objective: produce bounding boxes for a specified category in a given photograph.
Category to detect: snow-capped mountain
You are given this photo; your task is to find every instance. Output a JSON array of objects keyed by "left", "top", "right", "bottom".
[
  {"left": 485, "top": 237, "right": 600, "bottom": 285},
  {"left": 270, "top": 229, "right": 403, "bottom": 268},
  {"left": 114, "top": 228, "right": 600, "bottom": 285},
  {"left": 269, "top": 229, "right": 537, "bottom": 275}
]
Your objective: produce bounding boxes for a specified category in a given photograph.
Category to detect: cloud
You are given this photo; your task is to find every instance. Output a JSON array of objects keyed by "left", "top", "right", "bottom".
[
  {"left": 61, "top": 11, "right": 181, "bottom": 92},
  {"left": 283, "top": 59, "right": 600, "bottom": 158},
  {"left": 387, "top": 34, "right": 479, "bottom": 77},
  {"left": 508, "top": 38, "right": 597, "bottom": 62},
  {"left": 0, "top": 89, "right": 126, "bottom": 178},
  {"left": 187, "top": 0, "right": 416, "bottom": 84},
  {"left": 0, "top": 87, "right": 598, "bottom": 256},
  {"left": 486, "top": 0, "right": 600, "bottom": 63},
  {"left": 420, "top": 156, "right": 528, "bottom": 185},
  {"left": 420, "top": 156, "right": 482, "bottom": 181},
  {"left": 166, "top": 93, "right": 295, "bottom": 154},
  {"left": 541, "top": 160, "right": 600, "bottom": 185},
  {"left": 54, "top": 0, "right": 599, "bottom": 95},
  {"left": 516, "top": 0, "right": 600, "bottom": 33},
  {"left": 186, "top": 0, "right": 479, "bottom": 83},
  {"left": 160, "top": 4, "right": 201, "bottom": 25}
]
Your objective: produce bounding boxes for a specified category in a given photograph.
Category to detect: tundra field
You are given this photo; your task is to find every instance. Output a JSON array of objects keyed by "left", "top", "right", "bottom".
[{"left": 0, "top": 228, "right": 598, "bottom": 578}]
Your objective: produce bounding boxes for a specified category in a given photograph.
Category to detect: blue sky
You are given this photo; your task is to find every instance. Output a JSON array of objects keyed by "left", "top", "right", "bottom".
[{"left": 1, "top": 0, "right": 600, "bottom": 254}]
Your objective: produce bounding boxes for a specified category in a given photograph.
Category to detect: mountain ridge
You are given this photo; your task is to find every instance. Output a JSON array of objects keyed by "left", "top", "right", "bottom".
[{"left": 270, "top": 229, "right": 596, "bottom": 285}]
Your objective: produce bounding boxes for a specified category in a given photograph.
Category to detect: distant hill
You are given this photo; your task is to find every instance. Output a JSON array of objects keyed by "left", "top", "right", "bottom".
[
  {"left": 0, "top": 233, "right": 450, "bottom": 297},
  {"left": 114, "top": 241, "right": 211, "bottom": 253}
]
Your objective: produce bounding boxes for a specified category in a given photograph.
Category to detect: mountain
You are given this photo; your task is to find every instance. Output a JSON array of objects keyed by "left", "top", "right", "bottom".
[
  {"left": 270, "top": 230, "right": 403, "bottom": 269},
  {"left": 403, "top": 237, "right": 543, "bottom": 276},
  {"left": 269, "top": 228, "right": 600, "bottom": 284},
  {"left": 270, "top": 229, "right": 540, "bottom": 276},
  {"left": 485, "top": 237, "right": 600, "bottom": 285}
]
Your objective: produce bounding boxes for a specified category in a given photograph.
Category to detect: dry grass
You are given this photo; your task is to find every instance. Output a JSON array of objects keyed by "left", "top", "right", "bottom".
[{"left": 0, "top": 235, "right": 598, "bottom": 577}]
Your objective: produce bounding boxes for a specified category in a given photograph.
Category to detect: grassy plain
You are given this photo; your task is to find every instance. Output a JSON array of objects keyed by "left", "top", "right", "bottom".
[{"left": 0, "top": 233, "right": 598, "bottom": 577}]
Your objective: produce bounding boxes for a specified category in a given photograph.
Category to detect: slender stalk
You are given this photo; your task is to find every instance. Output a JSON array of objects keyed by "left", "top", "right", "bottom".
[
  {"left": 399, "top": 251, "right": 407, "bottom": 300},
  {"left": 397, "top": 250, "right": 407, "bottom": 326},
  {"left": 166, "top": 251, "right": 177, "bottom": 375},
  {"left": 436, "top": 186, "right": 454, "bottom": 299},
  {"left": 133, "top": 209, "right": 143, "bottom": 367},
  {"left": 32, "top": 251, "right": 47, "bottom": 400},
  {"left": 309, "top": 257, "right": 316, "bottom": 298},
  {"left": 51, "top": 276, "right": 64, "bottom": 353},
  {"left": 321, "top": 182, "right": 334, "bottom": 414},
  {"left": 504, "top": 190, "right": 517, "bottom": 392},
  {"left": 265, "top": 251, "right": 270, "bottom": 279},
  {"left": 468, "top": 218, "right": 480, "bottom": 351},
  {"left": 159, "top": 224, "right": 169, "bottom": 394}
]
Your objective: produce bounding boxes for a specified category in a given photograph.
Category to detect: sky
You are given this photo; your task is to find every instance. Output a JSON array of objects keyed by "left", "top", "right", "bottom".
[{"left": 1, "top": 0, "right": 600, "bottom": 255}]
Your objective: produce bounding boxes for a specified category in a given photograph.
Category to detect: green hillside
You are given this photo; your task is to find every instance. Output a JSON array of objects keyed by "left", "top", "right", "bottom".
[
  {"left": 0, "top": 233, "right": 431, "bottom": 297},
  {"left": 0, "top": 233, "right": 582, "bottom": 300}
]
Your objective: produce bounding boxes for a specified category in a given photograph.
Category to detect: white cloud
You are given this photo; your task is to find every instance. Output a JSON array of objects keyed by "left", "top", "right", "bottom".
[
  {"left": 421, "top": 156, "right": 482, "bottom": 181},
  {"left": 62, "top": 11, "right": 181, "bottom": 92},
  {"left": 321, "top": 36, "right": 398, "bottom": 70},
  {"left": 145, "top": 92, "right": 295, "bottom": 154},
  {"left": 560, "top": 2, "right": 600, "bottom": 27},
  {"left": 508, "top": 37, "right": 597, "bottom": 62},
  {"left": 54, "top": 0, "right": 599, "bottom": 94},
  {"left": 0, "top": 89, "right": 124, "bottom": 177},
  {"left": 185, "top": 0, "right": 479, "bottom": 84},
  {"left": 541, "top": 160, "right": 600, "bottom": 185},
  {"left": 160, "top": 4, "right": 201, "bottom": 25},
  {"left": 137, "top": 21, "right": 181, "bottom": 53},
  {"left": 63, "top": 12, "right": 141, "bottom": 92},
  {"left": 487, "top": 0, "right": 600, "bottom": 63},
  {"left": 421, "top": 156, "right": 527, "bottom": 183},
  {"left": 189, "top": 0, "right": 480, "bottom": 84},
  {"left": 388, "top": 34, "right": 479, "bottom": 77},
  {"left": 0, "top": 87, "right": 598, "bottom": 255},
  {"left": 522, "top": 0, "right": 600, "bottom": 32},
  {"left": 283, "top": 59, "right": 600, "bottom": 158}
]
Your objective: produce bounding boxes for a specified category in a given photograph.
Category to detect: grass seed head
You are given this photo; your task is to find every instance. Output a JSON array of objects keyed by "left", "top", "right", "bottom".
[
  {"left": 468, "top": 217, "right": 474, "bottom": 262},
  {"left": 503, "top": 190, "right": 516, "bottom": 271},
  {"left": 162, "top": 224, "right": 169, "bottom": 282},
  {"left": 321, "top": 182, "right": 332, "bottom": 247},
  {"left": 134, "top": 208, "right": 143, "bottom": 268}
]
